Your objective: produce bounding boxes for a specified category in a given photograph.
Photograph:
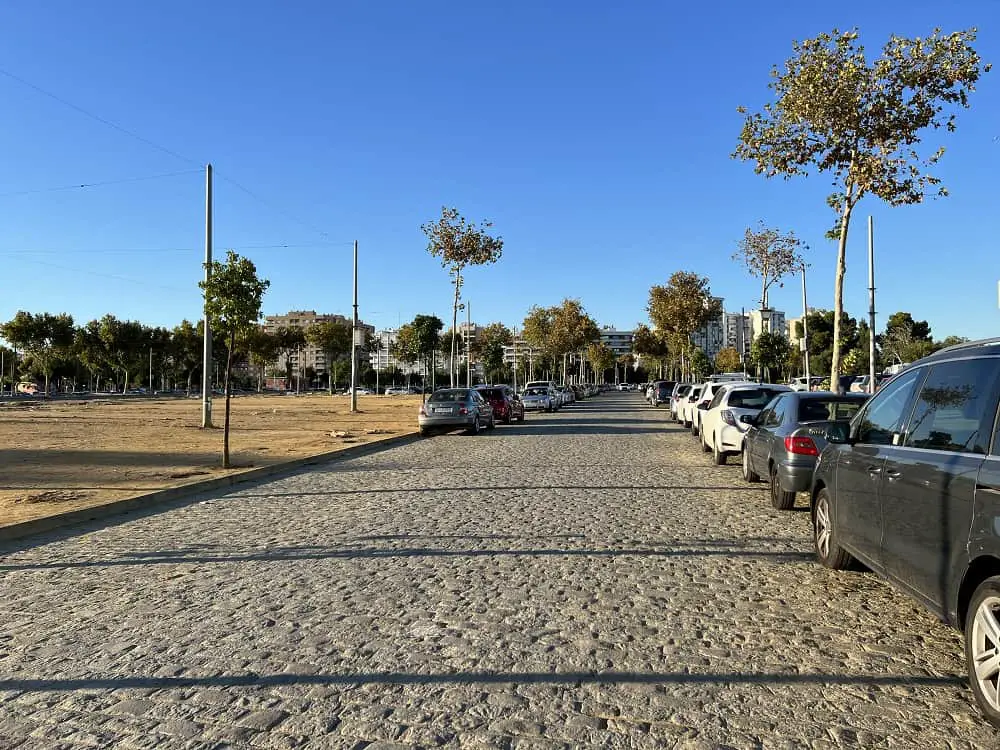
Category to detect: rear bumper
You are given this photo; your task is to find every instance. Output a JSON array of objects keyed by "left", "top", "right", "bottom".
[
  {"left": 718, "top": 424, "right": 748, "bottom": 453},
  {"left": 418, "top": 415, "right": 476, "bottom": 429},
  {"left": 777, "top": 460, "right": 817, "bottom": 493}
]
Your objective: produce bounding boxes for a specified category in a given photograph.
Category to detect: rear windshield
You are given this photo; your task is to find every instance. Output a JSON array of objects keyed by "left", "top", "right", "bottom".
[
  {"left": 524, "top": 387, "right": 548, "bottom": 396},
  {"left": 429, "top": 389, "right": 468, "bottom": 403},
  {"left": 797, "top": 398, "right": 865, "bottom": 422},
  {"left": 728, "top": 388, "right": 783, "bottom": 409},
  {"left": 675, "top": 385, "right": 692, "bottom": 396},
  {"left": 477, "top": 388, "right": 503, "bottom": 399},
  {"left": 689, "top": 387, "right": 702, "bottom": 398}
]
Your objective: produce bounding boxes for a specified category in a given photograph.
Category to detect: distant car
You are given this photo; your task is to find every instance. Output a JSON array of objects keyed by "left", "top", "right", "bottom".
[
  {"left": 475, "top": 385, "right": 524, "bottom": 424},
  {"left": 670, "top": 383, "right": 693, "bottom": 420},
  {"left": 559, "top": 385, "right": 575, "bottom": 405},
  {"left": 650, "top": 380, "right": 675, "bottom": 408},
  {"left": 678, "top": 386, "right": 703, "bottom": 428},
  {"left": 384, "top": 386, "right": 410, "bottom": 395},
  {"left": 521, "top": 386, "right": 555, "bottom": 412},
  {"left": 699, "top": 383, "right": 792, "bottom": 465},
  {"left": 741, "top": 391, "right": 868, "bottom": 508},
  {"left": 418, "top": 388, "right": 494, "bottom": 436},
  {"left": 789, "top": 376, "right": 825, "bottom": 392}
]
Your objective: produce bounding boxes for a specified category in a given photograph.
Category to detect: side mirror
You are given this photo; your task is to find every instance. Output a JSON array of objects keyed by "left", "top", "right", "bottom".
[
  {"left": 825, "top": 422, "right": 851, "bottom": 444},
  {"left": 739, "top": 414, "right": 756, "bottom": 425}
]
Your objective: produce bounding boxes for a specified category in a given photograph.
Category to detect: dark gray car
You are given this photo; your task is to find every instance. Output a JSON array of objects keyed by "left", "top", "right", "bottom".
[
  {"left": 418, "top": 388, "right": 494, "bottom": 436},
  {"left": 741, "top": 391, "right": 867, "bottom": 509},
  {"left": 808, "top": 339, "right": 1000, "bottom": 726}
]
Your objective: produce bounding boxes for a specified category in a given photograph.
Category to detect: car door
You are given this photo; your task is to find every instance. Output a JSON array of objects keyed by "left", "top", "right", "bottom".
[
  {"left": 747, "top": 399, "right": 777, "bottom": 472},
  {"left": 879, "top": 358, "right": 1000, "bottom": 612},
  {"left": 834, "top": 367, "right": 925, "bottom": 567},
  {"left": 761, "top": 395, "right": 790, "bottom": 468}
]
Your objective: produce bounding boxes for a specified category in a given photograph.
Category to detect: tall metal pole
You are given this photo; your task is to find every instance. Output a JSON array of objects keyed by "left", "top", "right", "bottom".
[
  {"left": 350, "top": 240, "right": 359, "bottom": 412},
  {"left": 201, "top": 163, "right": 213, "bottom": 427},
  {"left": 868, "top": 216, "right": 877, "bottom": 394},
  {"left": 149, "top": 346, "right": 153, "bottom": 394},
  {"left": 801, "top": 267, "right": 811, "bottom": 385},
  {"left": 512, "top": 326, "right": 518, "bottom": 392},
  {"left": 466, "top": 302, "right": 472, "bottom": 387}
]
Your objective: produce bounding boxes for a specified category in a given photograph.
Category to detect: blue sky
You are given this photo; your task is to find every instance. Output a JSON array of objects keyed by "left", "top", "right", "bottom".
[{"left": 0, "top": 1, "right": 997, "bottom": 341}]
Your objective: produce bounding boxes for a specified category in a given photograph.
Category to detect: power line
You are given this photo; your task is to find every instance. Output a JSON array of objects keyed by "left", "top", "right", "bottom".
[
  {"left": 0, "top": 169, "right": 202, "bottom": 199},
  {"left": 0, "top": 242, "right": 356, "bottom": 256},
  {"left": 213, "top": 170, "right": 335, "bottom": 241},
  {"left": 15, "top": 257, "right": 191, "bottom": 293},
  {"left": 0, "top": 67, "right": 202, "bottom": 167}
]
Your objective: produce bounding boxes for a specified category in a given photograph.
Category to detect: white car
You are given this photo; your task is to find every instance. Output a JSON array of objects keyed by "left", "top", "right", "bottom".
[
  {"left": 670, "top": 383, "right": 693, "bottom": 421},
  {"left": 689, "top": 381, "right": 738, "bottom": 437},
  {"left": 698, "top": 383, "right": 792, "bottom": 464},
  {"left": 678, "top": 385, "right": 703, "bottom": 427},
  {"left": 789, "top": 376, "right": 824, "bottom": 392}
]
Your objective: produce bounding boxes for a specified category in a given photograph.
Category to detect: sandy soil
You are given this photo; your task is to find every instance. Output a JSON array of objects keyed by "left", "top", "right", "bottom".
[{"left": 0, "top": 393, "right": 423, "bottom": 527}]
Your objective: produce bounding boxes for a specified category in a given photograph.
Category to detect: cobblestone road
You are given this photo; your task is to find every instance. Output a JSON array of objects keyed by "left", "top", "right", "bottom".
[{"left": 0, "top": 392, "right": 996, "bottom": 748}]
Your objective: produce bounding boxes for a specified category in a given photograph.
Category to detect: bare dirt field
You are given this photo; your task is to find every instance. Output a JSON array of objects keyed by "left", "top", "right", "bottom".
[{"left": 0, "top": 393, "right": 422, "bottom": 527}]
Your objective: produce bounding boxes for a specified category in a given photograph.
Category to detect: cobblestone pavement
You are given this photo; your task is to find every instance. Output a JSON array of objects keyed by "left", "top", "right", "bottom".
[{"left": 0, "top": 392, "right": 996, "bottom": 749}]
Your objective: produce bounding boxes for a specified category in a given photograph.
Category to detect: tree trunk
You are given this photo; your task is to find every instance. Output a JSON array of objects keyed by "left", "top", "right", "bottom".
[
  {"left": 122, "top": 370, "right": 129, "bottom": 394},
  {"left": 223, "top": 330, "right": 234, "bottom": 469},
  {"left": 450, "top": 270, "right": 461, "bottom": 388},
  {"left": 830, "top": 201, "right": 854, "bottom": 393},
  {"left": 43, "top": 369, "right": 50, "bottom": 397}
]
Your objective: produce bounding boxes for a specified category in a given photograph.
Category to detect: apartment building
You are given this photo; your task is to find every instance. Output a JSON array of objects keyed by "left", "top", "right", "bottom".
[
  {"left": 723, "top": 312, "right": 752, "bottom": 361},
  {"left": 749, "top": 308, "right": 787, "bottom": 341},
  {"left": 599, "top": 328, "right": 634, "bottom": 358},
  {"left": 263, "top": 310, "right": 374, "bottom": 382}
]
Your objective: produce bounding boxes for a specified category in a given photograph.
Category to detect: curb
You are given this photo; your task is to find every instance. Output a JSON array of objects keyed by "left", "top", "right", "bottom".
[{"left": 0, "top": 431, "right": 421, "bottom": 545}]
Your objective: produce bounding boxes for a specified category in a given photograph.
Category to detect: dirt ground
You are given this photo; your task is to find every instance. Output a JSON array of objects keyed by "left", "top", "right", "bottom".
[{"left": 0, "top": 393, "right": 423, "bottom": 527}]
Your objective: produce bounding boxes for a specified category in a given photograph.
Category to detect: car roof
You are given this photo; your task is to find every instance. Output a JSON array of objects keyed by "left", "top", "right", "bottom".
[
  {"left": 793, "top": 391, "right": 868, "bottom": 400},
  {"left": 914, "top": 337, "right": 1000, "bottom": 364}
]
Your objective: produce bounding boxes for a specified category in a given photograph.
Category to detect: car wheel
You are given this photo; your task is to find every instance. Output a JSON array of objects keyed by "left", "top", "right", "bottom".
[
  {"left": 691, "top": 419, "right": 699, "bottom": 437},
  {"left": 503, "top": 412, "right": 512, "bottom": 425},
  {"left": 419, "top": 428, "right": 433, "bottom": 438},
  {"left": 965, "top": 576, "right": 1000, "bottom": 727},
  {"left": 546, "top": 404, "right": 553, "bottom": 413},
  {"left": 488, "top": 415, "right": 496, "bottom": 430},
  {"left": 701, "top": 433, "right": 711, "bottom": 453},
  {"left": 467, "top": 417, "right": 480, "bottom": 436},
  {"left": 813, "top": 488, "right": 853, "bottom": 569},
  {"left": 712, "top": 435, "right": 727, "bottom": 465},
  {"left": 742, "top": 449, "right": 760, "bottom": 482},
  {"left": 769, "top": 464, "right": 796, "bottom": 510}
]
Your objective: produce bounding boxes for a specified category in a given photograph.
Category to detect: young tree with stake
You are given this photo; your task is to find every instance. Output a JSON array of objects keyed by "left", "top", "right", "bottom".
[{"left": 199, "top": 251, "right": 270, "bottom": 468}]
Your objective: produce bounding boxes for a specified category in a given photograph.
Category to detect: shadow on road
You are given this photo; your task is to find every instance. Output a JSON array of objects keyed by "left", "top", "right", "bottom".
[{"left": 0, "top": 668, "right": 963, "bottom": 693}]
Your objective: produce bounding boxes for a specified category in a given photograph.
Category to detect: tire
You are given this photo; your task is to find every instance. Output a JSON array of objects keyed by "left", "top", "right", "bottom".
[
  {"left": 769, "top": 464, "right": 797, "bottom": 510},
  {"left": 965, "top": 576, "right": 1000, "bottom": 727},
  {"left": 546, "top": 404, "right": 553, "bottom": 413},
  {"left": 691, "top": 419, "right": 700, "bottom": 437},
  {"left": 701, "top": 434, "right": 711, "bottom": 453},
  {"left": 467, "top": 417, "right": 480, "bottom": 436},
  {"left": 742, "top": 448, "right": 760, "bottom": 483},
  {"left": 419, "top": 428, "right": 433, "bottom": 438},
  {"left": 712, "top": 435, "right": 727, "bottom": 465},
  {"left": 503, "top": 412, "right": 512, "bottom": 425},
  {"left": 488, "top": 415, "right": 496, "bottom": 430},
  {"left": 813, "top": 488, "right": 854, "bottom": 569}
]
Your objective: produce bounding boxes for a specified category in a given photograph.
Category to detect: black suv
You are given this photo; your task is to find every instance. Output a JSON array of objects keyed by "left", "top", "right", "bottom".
[{"left": 810, "top": 339, "right": 1000, "bottom": 725}]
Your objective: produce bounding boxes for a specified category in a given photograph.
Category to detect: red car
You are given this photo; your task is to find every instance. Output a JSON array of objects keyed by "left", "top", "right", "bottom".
[{"left": 474, "top": 385, "right": 525, "bottom": 424}]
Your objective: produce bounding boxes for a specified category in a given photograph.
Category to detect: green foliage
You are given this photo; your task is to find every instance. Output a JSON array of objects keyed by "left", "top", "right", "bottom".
[
  {"left": 0, "top": 311, "right": 75, "bottom": 393},
  {"left": 689, "top": 348, "right": 712, "bottom": 380},
  {"left": 305, "top": 320, "right": 352, "bottom": 394},
  {"left": 586, "top": 343, "right": 617, "bottom": 377},
  {"left": 749, "top": 332, "right": 791, "bottom": 382},
  {"left": 715, "top": 347, "right": 742, "bottom": 373},
  {"left": 880, "top": 310, "right": 934, "bottom": 365}
]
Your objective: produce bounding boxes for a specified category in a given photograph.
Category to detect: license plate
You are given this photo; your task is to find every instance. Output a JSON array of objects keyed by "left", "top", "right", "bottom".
[{"left": 434, "top": 408, "right": 452, "bottom": 414}]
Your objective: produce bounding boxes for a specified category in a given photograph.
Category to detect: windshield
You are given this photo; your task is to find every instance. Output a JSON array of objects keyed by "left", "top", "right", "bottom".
[
  {"left": 798, "top": 398, "right": 865, "bottom": 422},
  {"left": 428, "top": 389, "right": 468, "bottom": 403},
  {"left": 524, "top": 388, "right": 548, "bottom": 396}
]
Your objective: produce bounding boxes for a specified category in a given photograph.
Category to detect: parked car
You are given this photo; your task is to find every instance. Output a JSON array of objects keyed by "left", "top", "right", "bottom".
[
  {"left": 521, "top": 386, "right": 556, "bottom": 412},
  {"left": 789, "top": 376, "right": 825, "bottom": 392},
  {"left": 678, "top": 386, "right": 703, "bottom": 427},
  {"left": 741, "top": 391, "right": 868, "bottom": 508},
  {"left": 475, "top": 385, "right": 524, "bottom": 424},
  {"left": 670, "top": 383, "right": 693, "bottom": 421},
  {"left": 849, "top": 375, "right": 874, "bottom": 393},
  {"left": 807, "top": 338, "right": 1000, "bottom": 725},
  {"left": 689, "top": 381, "right": 734, "bottom": 437},
  {"left": 559, "top": 385, "right": 575, "bottom": 405},
  {"left": 384, "top": 386, "right": 410, "bottom": 395},
  {"left": 650, "top": 380, "right": 675, "bottom": 408},
  {"left": 699, "top": 383, "right": 792, "bottom": 465},
  {"left": 418, "top": 388, "right": 494, "bottom": 436}
]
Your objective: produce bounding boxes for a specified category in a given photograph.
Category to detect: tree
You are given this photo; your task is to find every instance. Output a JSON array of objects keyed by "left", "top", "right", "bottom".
[
  {"left": 795, "top": 310, "right": 859, "bottom": 378},
  {"left": 274, "top": 326, "right": 306, "bottom": 389},
  {"left": 199, "top": 250, "right": 270, "bottom": 468},
  {"left": 422, "top": 207, "right": 503, "bottom": 387},
  {"left": 245, "top": 328, "right": 280, "bottom": 392},
  {"left": 632, "top": 324, "right": 670, "bottom": 378},
  {"left": 98, "top": 315, "right": 147, "bottom": 392},
  {"left": 397, "top": 314, "right": 444, "bottom": 397},
  {"left": 586, "top": 343, "right": 616, "bottom": 382},
  {"left": 734, "top": 27, "right": 988, "bottom": 392},
  {"left": 550, "top": 299, "right": 600, "bottom": 383},
  {"left": 522, "top": 306, "right": 556, "bottom": 361},
  {"left": 881, "top": 311, "right": 934, "bottom": 365},
  {"left": 648, "top": 272, "right": 722, "bottom": 379},
  {"left": 0, "top": 311, "right": 75, "bottom": 394},
  {"left": 732, "top": 222, "right": 806, "bottom": 309},
  {"left": 750, "top": 332, "right": 789, "bottom": 383},
  {"left": 476, "top": 323, "right": 513, "bottom": 384},
  {"left": 305, "top": 320, "right": 351, "bottom": 394},
  {"left": 170, "top": 320, "right": 203, "bottom": 394},
  {"left": 715, "top": 347, "right": 742, "bottom": 373},
  {"left": 689, "top": 348, "right": 712, "bottom": 380}
]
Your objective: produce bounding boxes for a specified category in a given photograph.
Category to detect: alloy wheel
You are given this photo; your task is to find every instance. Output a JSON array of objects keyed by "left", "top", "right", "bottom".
[
  {"left": 815, "top": 494, "right": 832, "bottom": 560},
  {"left": 971, "top": 596, "right": 1000, "bottom": 712}
]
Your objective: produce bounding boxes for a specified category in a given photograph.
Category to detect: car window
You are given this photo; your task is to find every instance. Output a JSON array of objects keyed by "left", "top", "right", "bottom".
[
  {"left": 766, "top": 395, "right": 789, "bottom": 426},
  {"left": 708, "top": 387, "right": 728, "bottom": 409},
  {"left": 904, "top": 358, "right": 1000, "bottom": 455},
  {"left": 855, "top": 368, "right": 924, "bottom": 446},
  {"left": 728, "top": 388, "right": 778, "bottom": 409},
  {"left": 477, "top": 388, "right": 503, "bottom": 399},
  {"left": 797, "top": 398, "right": 865, "bottom": 422},
  {"left": 429, "top": 389, "right": 468, "bottom": 403}
]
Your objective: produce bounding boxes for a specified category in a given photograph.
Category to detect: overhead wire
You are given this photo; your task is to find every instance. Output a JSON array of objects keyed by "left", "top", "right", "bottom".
[{"left": 0, "top": 169, "right": 202, "bottom": 199}]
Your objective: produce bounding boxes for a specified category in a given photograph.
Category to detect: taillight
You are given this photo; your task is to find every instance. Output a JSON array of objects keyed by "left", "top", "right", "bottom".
[
  {"left": 459, "top": 407, "right": 469, "bottom": 415},
  {"left": 419, "top": 406, "right": 427, "bottom": 416},
  {"left": 785, "top": 436, "right": 819, "bottom": 456},
  {"left": 721, "top": 409, "right": 737, "bottom": 427}
]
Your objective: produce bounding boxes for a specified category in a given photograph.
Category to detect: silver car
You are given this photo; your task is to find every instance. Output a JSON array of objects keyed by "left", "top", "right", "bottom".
[
  {"left": 418, "top": 388, "right": 495, "bottom": 436},
  {"left": 521, "top": 386, "right": 555, "bottom": 412}
]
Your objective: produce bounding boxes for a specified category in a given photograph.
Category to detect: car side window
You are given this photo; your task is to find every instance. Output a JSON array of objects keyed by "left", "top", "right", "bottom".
[
  {"left": 708, "top": 388, "right": 727, "bottom": 409},
  {"left": 767, "top": 396, "right": 787, "bottom": 427},
  {"left": 855, "top": 368, "right": 924, "bottom": 446},
  {"left": 904, "top": 358, "right": 1000, "bottom": 455}
]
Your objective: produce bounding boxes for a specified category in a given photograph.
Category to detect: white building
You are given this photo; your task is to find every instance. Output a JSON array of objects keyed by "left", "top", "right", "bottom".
[
  {"left": 263, "top": 310, "right": 374, "bottom": 382},
  {"left": 368, "top": 328, "right": 424, "bottom": 375},
  {"left": 690, "top": 298, "right": 726, "bottom": 361},
  {"left": 723, "top": 312, "right": 752, "bottom": 362},
  {"left": 599, "top": 329, "right": 633, "bottom": 358},
  {"left": 749, "top": 308, "right": 787, "bottom": 341}
]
